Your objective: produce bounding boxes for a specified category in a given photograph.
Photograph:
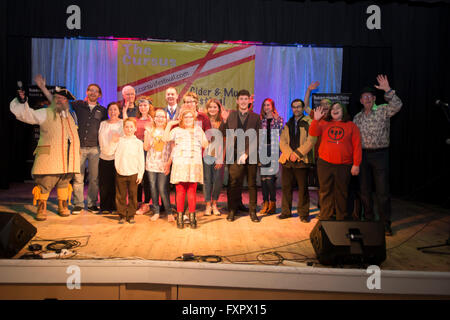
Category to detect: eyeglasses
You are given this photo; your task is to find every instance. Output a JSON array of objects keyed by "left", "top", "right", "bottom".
[
  {"left": 184, "top": 100, "right": 196, "bottom": 104},
  {"left": 361, "top": 95, "right": 374, "bottom": 99},
  {"left": 291, "top": 105, "right": 303, "bottom": 109}
]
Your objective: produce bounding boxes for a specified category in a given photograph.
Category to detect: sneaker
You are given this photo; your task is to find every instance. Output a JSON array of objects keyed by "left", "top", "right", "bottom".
[
  {"left": 136, "top": 203, "right": 150, "bottom": 215},
  {"left": 167, "top": 214, "right": 175, "bottom": 222},
  {"left": 151, "top": 213, "right": 160, "bottom": 221},
  {"left": 128, "top": 218, "right": 136, "bottom": 224},
  {"left": 118, "top": 218, "right": 125, "bottom": 224},
  {"left": 87, "top": 205, "right": 99, "bottom": 214},
  {"left": 204, "top": 204, "right": 212, "bottom": 216},
  {"left": 212, "top": 205, "right": 221, "bottom": 216},
  {"left": 72, "top": 206, "right": 84, "bottom": 215}
]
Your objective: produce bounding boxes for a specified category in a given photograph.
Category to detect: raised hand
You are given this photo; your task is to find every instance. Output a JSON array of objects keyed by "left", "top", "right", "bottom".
[
  {"left": 314, "top": 106, "right": 325, "bottom": 120},
  {"left": 34, "top": 74, "right": 46, "bottom": 89},
  {"left": 308, "top": 81, "right": 320, "bottom": 91},
  {"left": 374, "top": 75, "right": 391, "bottom": 92}
]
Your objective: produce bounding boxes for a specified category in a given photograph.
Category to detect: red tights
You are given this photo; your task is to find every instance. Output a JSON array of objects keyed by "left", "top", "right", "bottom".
[{"left": 176, "top": 182, "right": 197, "bottom": 213}]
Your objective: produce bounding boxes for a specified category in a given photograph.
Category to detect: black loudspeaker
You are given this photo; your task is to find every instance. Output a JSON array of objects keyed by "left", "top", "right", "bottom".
[
  {"left": 0, "top": 212, "right": 37, "bottom": 258},
  {"left": 310, "top": 220, "right": 386, "bottom": 266}
]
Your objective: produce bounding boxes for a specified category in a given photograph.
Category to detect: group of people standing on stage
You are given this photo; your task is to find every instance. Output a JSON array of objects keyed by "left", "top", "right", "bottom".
[{"left": 10, "top": 74, "right": 402, "bottom": 235}]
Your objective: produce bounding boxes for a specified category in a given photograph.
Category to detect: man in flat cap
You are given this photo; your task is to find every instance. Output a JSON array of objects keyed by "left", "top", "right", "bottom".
[{"left": 10, "top": 74, "right": 80, "bottom": 221}]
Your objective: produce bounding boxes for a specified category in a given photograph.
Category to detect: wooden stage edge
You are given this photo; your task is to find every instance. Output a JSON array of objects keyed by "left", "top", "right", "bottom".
[{"left": 0, "top": 182, "right": 450, "bottom": 299}]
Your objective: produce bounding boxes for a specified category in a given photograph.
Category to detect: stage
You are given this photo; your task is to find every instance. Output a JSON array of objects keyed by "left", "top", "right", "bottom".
[{"left": 0, "top": 182, "right": 449, "bottom": 300}]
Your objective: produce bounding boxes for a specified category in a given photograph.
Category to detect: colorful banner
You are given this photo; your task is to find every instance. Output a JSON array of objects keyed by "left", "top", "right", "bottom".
[{"left": 117, "top": 41, "right": 255, "bottom": 110}]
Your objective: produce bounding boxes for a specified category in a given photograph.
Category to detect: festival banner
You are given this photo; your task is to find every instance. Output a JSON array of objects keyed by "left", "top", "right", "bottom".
[{"left": 117, "top": 41, "right": 255, "bottom": 110}]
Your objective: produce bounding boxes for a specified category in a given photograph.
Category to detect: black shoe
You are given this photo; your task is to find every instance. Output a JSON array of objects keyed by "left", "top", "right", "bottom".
[
  {"left": 250, "top": 210, "right": 260, "bottom": 223},
  {"left": 227, "top": 210, "right": 236, "bottom": 222},
  {"left": 300, "top": 216, "right": 310, "bottom": 223},
  {"left": 189, "top": 212, "right": 197, "bottom": 229},
  {"left": 72, "top": 206, "right": 83, "bottom": 215},
  {"left": 278, "top": 213, "right": 292, "bottom": 220},
  {"left": 385, "top": 224, "right": 393, "bottom": 236},
  {"left": 238, "top": 204, "right": 249, "bottom": 212},
  {"left": 177, "top": 212, "right": 184, "bottom": 229},
  {"left": 88, "top": 205, "right": 99, "bottom": 214}
]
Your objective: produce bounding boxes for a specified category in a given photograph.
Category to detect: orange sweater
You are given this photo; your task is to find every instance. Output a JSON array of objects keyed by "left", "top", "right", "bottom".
[{"left": 309, "top": 119, "right": 362, "bottom": 166}]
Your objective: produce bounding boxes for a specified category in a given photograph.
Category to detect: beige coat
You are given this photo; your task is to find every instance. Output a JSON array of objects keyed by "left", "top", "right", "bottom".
[
  {"left": 279, "top": 116, "right": 317, "bottom": 165},
  {"left": 32, "top": 107, "right": 80, "bottom": 175}
]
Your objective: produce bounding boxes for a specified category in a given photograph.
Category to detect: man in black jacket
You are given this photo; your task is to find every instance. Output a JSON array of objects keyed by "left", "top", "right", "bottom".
[
  {"left": 223, "top": 90, "right": 261, "bottom": 222},
  {"left": 72, "top": 84, "right": 108, "bottom": 214}
]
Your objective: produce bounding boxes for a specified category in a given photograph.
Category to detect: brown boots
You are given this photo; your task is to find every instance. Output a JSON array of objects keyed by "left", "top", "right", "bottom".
[
  {"left": 58, "top": 200, "right": 70, "bottom": 217},
  {"left": 260, "top": 201, "right": 276, "bottom": 215},
  {"left": 259, "top": 201, "right": 269, "bottom": 214},
  {"left": 36, "top": 200, "right": 47, "bottom": 221}
]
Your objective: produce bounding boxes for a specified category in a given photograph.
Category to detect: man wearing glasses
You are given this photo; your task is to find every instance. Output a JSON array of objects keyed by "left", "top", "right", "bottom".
[
  {"left": 279, "top": 99, "right": 317, "bottom": 222},
  {"left": 353, "top": 75, "right": 403, "bottom": 236},
  {"left": 71, "top": 83, "right": 108, "bottom": 215}
]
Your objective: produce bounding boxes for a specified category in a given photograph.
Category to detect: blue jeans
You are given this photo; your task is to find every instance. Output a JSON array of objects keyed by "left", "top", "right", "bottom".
[
  {"left": 73, "top": 146, "right": 100, "bottom": 207},
  {"left": 148, "top": 171, "right": 171, "bottom": 214},
  {"left": 203, "top": 155, "right": 224, "bottom": 202},
  {"left": 359, "top": 149, "right": 391, "bottom": 225}
]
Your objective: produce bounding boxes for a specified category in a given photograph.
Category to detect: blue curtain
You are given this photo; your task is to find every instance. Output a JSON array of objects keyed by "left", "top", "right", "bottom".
[
  {"left": 32, "top": 38, "right": 118, "bottom": 106},
  {"left": 254, "top": 46, "right": 343, "bottom": 121},
  {"left": 32, "top": 39, "right": 341, "bottom": 120}
]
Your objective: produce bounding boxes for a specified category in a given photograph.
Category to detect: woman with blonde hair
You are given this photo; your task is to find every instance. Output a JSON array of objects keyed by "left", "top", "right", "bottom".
[{"left": 163, "top": 108, "right": 209, "bottom": 229}]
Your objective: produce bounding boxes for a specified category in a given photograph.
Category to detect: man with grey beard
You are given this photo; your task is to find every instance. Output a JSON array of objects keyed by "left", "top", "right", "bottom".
[{"left": 9, "top": 75, "right": 80, "bottom": 221}]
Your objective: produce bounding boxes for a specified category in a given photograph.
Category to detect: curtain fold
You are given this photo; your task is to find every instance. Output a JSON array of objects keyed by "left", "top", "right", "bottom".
[
  {"left": 254, "top": 46, "right": 342, "bottom": 121},
  {"left": 32, "top": 38, "right": 118, "bottom": 106}
]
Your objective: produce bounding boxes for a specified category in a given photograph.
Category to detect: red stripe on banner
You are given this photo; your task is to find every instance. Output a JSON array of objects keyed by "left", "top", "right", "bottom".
[
  {"left": 117, "top": 44, "right": 252, "bottom": 92},
  {"left": 178, "top": 43, "right": 219, "bottom": 100},
  {"left": 137, "top": 55, "right": 255, "bottom": 97}
]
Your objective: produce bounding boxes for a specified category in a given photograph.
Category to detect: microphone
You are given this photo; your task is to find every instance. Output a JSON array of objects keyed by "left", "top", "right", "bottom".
[
  {"left": 435, "top": 100, "right": 449, "bottom": 107},
  {"left": 17, "top": 80, "right": 27, "bottom": 104}
]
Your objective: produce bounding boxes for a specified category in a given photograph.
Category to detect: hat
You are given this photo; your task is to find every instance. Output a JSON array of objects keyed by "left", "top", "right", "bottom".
[
  {"left": 359, "top": 86, "right": 376, "bottom": 97},
  {"left": 54, "top": 86, "right": 76, "bottom": 100}
]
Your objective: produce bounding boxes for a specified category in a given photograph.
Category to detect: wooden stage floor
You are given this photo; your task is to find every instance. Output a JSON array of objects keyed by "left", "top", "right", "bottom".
[{"left": 0, "top": 182, "right": 449, "bottom": 272}]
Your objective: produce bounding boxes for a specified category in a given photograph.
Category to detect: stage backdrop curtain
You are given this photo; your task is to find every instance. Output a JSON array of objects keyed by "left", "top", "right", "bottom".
[
  {"left": 31, "top": 38, "right": 118, "bottom": 106},
  {"left": 254, "top": 46, "right": 342, "bottom": 121}
]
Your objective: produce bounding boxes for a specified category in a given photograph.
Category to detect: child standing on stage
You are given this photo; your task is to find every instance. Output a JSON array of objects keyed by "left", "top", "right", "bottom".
[
  {"left": 135, "top": 97, "right": 154, "bottom": 215},
  {"left": 115, "top": 118, "right": 145, "bottom": 224},
  {"left": 144, "top": 108, "right": 174, "bottom": 222},
  {"left": 163, "top": 108, "right": 209, "bottom": 229}
]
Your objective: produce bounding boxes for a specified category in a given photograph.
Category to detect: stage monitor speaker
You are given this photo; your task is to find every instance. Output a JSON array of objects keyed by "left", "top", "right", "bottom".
[
  {"left": 310, "top": 220, "right": 386, "bottom": 266},
  {"left": 0, "top": 212, "right": 37, "bottom": 258}
]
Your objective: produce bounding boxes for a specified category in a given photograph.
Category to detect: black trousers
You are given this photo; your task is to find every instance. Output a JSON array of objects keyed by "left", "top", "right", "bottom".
[
  {"left": 227, "top": 163, "right": 257, "bottom": 211},
  {"left": 98, "top": 159, "right": 116, "bottom": 211},
  {"left": 137, "top": 151, "right": 151, "bottom": 203},
  {"left": 359, "top": 149, "right": 391, "bottom": 225},
  {"left": 317, "top": 158, "right": 351, "bottom": 220},
  {"left": 281, "top": 165, "right": 310, "bottom": 217}
]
